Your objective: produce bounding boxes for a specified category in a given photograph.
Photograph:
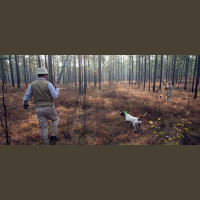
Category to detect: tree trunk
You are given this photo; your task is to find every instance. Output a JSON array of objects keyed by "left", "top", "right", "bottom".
[
  {"left": 121, "top": 55, "right": 124, "bottom": 82},
  {"left": 48, "top": 55, "right": 53, "bottom": 84},
  {"left": 45, "top": 55, "right": 48, "bottom": 69},
  {"left": 28, "top": 55, "right": 32, "bottom": 83},
  {"left": 9, "top": 55, "right": 15, "bottom": 87},
  {"left": 88, "top": 56, "right": 91, "bottom": 84},
  {"left": 149, "top": 55, "right": 151, "bottom": 91},
  {"left": 52, "top": 56, "right": 56, "bottom": 84},
  {"left": 74, "top": 55, "right": 77, "bottom": 87},
  {"left": 118, "top": 56, "right": 120, "bottom": 82},
  {"left": 136, "top": 55, "right": 138, "bottom": 83},
  {"left": 166, "top": 55, "right": 168, "bottom": 82},
  {"left": 194, "top": 55, "right": 200, "bottom": 99},
  {"left": 153, "top": 55, "right": 157, "bottom": 91},
  {"left": 69, "top": 60, "right": 72, "bottom": 83},
  {"left": 81, "top": 58, "right": 84, "bottom": 94},
  {"left": 192, "top": 55, "right": 198, "bottom": 93},
  {"left": 184, "top": 55, "right": 190, "bottom": 90},
  {"left": 121, "top": 56, "right": 125, "bottom": 81},
  {"left": 38, "top": 55, "right": 42, "bottom": 68},
  {"left": 93, "top": 55, "right": 97, "bottom": 88},
  {"left": 23, "top": 55, "right": 27, "bottom": 87},
  {"left": 0, "top": 58, "right": 9, "bottom": 145},
  {"left": 159, "top": 55, "right": 163, "bottom": 89},
  {"left": 131, "top": 55, "right": 134, "bottom": 84},
  {"left": 129, "top": 55, "right": 131, "bottom": 85},
  {"left": 15, "top": 55, "right": 21, "bottom": 88},
  {"left": 84, "top": 55, "right": 87, "bottom": 93},
  {"left": 144, "top": 55, "right": 146, "bottom": 90},
  {"left": 172, "top": 55, "right": 177, "bottom": 86},
  {"left": 141, "top": 55, "right": 143, "bottom": 84},
  {"left": 62, "top": 56, "right": 65, "bottom": 84},
  {"left": 78, "top": 55, "right": 82, "bottom": 95},
  {"left": 98, "top": 55, "right": 101, "bottom": 90},
  {"left": 138, "top": 55, "right": 140, "bottom": 87}
]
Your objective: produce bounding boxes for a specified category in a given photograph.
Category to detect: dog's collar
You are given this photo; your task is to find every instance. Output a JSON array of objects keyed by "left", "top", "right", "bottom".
[{"left": 124, "top": 111, "right": 128, "bottom": 116}]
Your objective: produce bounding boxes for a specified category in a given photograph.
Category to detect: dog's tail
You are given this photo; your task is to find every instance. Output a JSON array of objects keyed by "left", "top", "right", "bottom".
[{"left": 138, "top": 112, "right": 147, "bottom": 121}]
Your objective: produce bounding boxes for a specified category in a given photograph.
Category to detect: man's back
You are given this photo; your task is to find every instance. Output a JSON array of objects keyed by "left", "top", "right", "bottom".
[
  {"left": 165, "top": 85, "right": 173, "bottom": 96},
  {"left": 31, "top": 79, "right": 53, "bottom": 107}
]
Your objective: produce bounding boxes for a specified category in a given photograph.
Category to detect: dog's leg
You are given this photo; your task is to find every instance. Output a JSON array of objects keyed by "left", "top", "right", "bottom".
[
  {"left": 132, "top": 123, "right": 137, "bottom": 132},
  {"left": 141, "top": 124, "right": 144, "bottom": 134},
  {"left": 138, "top": 123, "right": 144, "bottom": 134}
]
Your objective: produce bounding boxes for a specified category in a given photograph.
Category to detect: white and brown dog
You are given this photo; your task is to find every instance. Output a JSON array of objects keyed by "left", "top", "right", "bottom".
[{"left": 120, "top": 111, "right": 147, "bottom": 133}]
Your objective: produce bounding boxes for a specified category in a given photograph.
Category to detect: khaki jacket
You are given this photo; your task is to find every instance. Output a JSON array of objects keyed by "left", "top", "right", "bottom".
[{"left": 165, "top": 85, "right": 173, "bottom": 97}]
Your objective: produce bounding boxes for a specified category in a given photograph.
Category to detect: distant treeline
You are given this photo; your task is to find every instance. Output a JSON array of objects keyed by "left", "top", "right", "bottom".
[{"left": 0, "top": 55, "right": 200, "bottom": 98}]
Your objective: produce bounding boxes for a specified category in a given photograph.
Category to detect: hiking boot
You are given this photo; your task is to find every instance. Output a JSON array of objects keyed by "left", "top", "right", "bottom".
[
  {"left": 42, "top": 139, "right": 50, "bottom": 145},
  {"left": 50, "top": 136, "right": 58, "bottom": 145}
]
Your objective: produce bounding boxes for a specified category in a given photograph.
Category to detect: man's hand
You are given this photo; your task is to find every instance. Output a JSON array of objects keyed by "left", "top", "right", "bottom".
[
  {"left": 23, "top": 104, "right": 29, "bottom": 109},
  {"left": 55, "top": 83, "right": 59, "bottom": 89}
]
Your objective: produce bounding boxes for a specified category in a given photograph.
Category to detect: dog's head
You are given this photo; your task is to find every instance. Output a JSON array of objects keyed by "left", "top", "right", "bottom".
[{"left": 120, "top": 111, "right": 125, "bottom": 116}]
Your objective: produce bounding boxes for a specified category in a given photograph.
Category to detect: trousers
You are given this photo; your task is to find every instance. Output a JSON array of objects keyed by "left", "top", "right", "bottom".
[{"left": 35, "top": 105, "right": 59, "bottom": 143}]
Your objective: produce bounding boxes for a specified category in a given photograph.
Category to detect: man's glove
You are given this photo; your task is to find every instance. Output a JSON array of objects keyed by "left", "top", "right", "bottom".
[{"left": 23, "top": 104, "right": 29, "bottom": 109}]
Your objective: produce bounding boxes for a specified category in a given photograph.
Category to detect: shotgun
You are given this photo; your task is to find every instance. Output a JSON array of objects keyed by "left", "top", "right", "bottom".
[
  {"left": 159, "top": 76, "right": 167, "bottom": 89},
  {"left": 161, "top": 79, "right": 166, "bottom": 86}
]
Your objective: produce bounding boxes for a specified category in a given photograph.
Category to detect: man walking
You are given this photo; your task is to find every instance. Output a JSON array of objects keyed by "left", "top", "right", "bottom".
[
  {"left": 23, "top": 67, "right": 59, "bottom": 145},
  {"left": 164, "top": 81, "right": 173, "bottom": 103}
]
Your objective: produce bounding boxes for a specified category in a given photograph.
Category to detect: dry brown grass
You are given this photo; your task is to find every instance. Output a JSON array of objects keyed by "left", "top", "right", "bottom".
[{"left": 0, "top": 82, "right": 200, "bottom": 145}]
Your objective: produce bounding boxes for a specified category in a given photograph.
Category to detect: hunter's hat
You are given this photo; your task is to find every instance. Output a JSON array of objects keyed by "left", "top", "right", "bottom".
[{"left": 36, "top": 67, "right": 49, "bottom": 75}]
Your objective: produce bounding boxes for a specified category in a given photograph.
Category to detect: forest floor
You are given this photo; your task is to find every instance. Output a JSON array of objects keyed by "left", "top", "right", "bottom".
[{"left": 1, "top": 82, "right": 200, "bottom": 145}]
